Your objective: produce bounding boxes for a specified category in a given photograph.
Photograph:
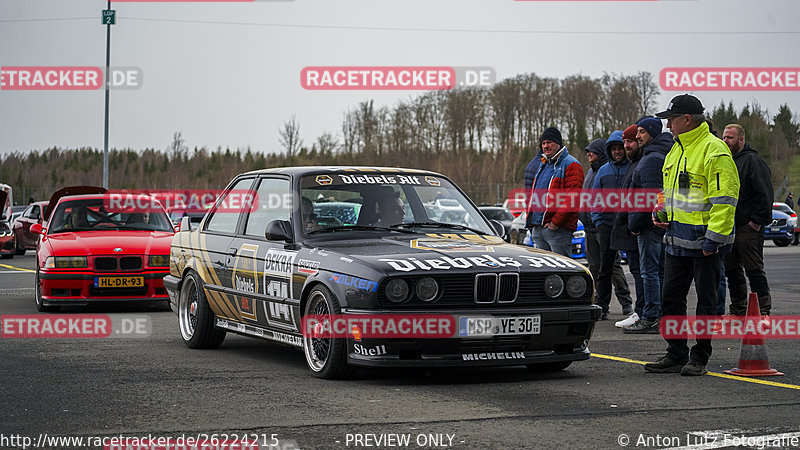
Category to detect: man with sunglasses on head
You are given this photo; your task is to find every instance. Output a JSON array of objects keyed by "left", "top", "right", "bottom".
[{"left": 644, "top": 94, "right": 739, "bottom": 377}]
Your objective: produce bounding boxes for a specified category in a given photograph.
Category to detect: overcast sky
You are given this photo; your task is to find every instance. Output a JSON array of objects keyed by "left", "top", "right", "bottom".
[{"left": 1, "top": 0, "right": 799, "bottom": 155}]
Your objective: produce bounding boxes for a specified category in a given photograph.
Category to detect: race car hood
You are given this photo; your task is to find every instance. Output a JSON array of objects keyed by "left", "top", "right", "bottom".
[
  {"left": 42, "top": 230, "right": 174, "bottom": 256},
  {"left": 308, "top": 233, "right": 585, "bottom": 275}
]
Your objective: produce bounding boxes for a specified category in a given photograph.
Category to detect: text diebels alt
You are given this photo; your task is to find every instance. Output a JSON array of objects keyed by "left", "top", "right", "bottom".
[{"left": 338, "top": 174, "right": 422, "bottom": 185}]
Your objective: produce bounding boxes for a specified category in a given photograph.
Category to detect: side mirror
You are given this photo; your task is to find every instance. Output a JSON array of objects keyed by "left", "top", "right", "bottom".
[
  {"left": 179, "top": 216, "right": 192, "bottom": 232},
  {"left": 489, "top": 219, "right": 506, "bottom": 238},
  {"left": 30, "top": 223, "right": 45, "bottom": 235},
  {"left": 265, "top": 220, "right": 293, "bottom": 242}
]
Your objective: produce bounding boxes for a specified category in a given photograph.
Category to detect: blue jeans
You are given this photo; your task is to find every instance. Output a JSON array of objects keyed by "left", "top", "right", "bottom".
[
  {"left": 531, "top": 225, "right": 573, "bottom": 258},
  {"left": 637, "top": 228, "right": 664, "bottom": 321}
]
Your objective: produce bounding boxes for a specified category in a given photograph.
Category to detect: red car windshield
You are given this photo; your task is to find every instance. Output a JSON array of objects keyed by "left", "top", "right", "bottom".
[{"left": 49, "top": 199, "right": 173, "bottom": 233}]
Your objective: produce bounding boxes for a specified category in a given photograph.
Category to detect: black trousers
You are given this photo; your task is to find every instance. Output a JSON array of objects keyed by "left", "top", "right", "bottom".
[
  {"left": 724, "top": 225, "right": 771, "bottom": 315},
  {"left": 595, "top": 224, "right": 634, "bottom": 313},
  {"left": 662, "top": 252, "right": 722, "bottom": 365}
]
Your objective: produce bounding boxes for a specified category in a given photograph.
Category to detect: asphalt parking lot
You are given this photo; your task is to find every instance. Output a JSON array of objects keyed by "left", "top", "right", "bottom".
[{"left": 1, "top": 245, "right": 799, "bottom": 450}]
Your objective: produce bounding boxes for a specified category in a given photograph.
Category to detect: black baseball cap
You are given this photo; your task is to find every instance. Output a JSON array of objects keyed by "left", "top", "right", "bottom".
[{"left": 655, "top": 94, "right": 705, "bottom": 119}]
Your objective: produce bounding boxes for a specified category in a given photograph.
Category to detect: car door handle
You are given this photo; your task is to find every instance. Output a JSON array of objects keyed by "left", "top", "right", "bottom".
[{"left": 228, "top": 248, "right": 238, "bottom": 257}]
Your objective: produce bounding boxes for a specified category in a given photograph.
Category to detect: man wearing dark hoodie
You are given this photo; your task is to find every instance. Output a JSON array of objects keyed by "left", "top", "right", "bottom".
[
  {"left": 591, "top": 131, "right": 633, "bottom": 320},
  {"left": 581, "top": 139, "right": 633, "bottom": 316},
  {"left": 721, "top": 124, "right": 773, "bottom": 316},
  {"left": 623, "top": 118, "right": 672, "bottom": 333},
  {"left": 611, "top": 124, "right": 644, "bottom": 330}
]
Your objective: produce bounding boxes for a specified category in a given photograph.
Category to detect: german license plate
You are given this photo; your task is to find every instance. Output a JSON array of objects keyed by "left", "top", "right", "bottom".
[
  {"left": 94, "top": 276, "right": 144, "bottom": 288},
  {"left": 458, "top": 316, "right": 540, "bottom": 337},
  {"left": 770, "top": 227, "right": 780, "bottom": 232}
]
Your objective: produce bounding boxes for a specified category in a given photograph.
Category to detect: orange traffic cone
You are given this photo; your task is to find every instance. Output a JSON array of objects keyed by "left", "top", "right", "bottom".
[{"left": 724, "top": 292, "right": 783, "bottom": 377}]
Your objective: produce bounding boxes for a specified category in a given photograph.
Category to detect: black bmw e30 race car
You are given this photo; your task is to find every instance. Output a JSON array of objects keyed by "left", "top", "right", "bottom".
[{"left": 163, "top": 167, "right": 601, "bottom": 379}]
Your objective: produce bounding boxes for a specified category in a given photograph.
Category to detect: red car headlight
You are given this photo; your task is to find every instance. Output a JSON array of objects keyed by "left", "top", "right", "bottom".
[
  {"left": 44, "top": 256, "right": 88, "bottom": 269},
  {"left": 148, "top": 255, "right": 170, "bottom": 267}
]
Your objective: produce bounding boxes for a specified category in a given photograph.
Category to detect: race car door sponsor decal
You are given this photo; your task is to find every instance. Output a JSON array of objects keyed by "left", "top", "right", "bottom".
[
  {"left": 262, "top": 301, "right": 299, "bottom": 332},
  {"left": 297, "top": 258, "right": 320, "bottom": 275},
  {"left": 232, "top": 243, "right": 259, "bottom": 321},
  {"left": 263, "top": 248, "right": 297, "bottom": 328}
]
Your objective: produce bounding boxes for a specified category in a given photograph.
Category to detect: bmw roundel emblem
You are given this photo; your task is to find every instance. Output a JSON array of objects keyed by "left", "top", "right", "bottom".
[{"left": 113, "top": 248, "right": 123, "bottom": 252}]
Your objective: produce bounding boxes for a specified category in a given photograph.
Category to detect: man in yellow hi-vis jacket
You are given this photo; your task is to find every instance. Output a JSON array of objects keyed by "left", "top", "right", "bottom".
[{"left": 644, "top": 94, "right": 740, "bottom": 377}]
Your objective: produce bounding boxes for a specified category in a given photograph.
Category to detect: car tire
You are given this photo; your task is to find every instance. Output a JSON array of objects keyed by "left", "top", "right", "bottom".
[
  {"left": 178, "top": 270, "right": 225, "bottom": 349},
  {"left": 302, "top": 284, "right": 356, "bottom": 379},
  {"left": 793, "top": 233, "right": 799, "bottom": 245},
  {"left": 526, "top": 361, "right": 572, "bottom": 371},
  {"left": 34, "top": 269, "right": 58, "bottom": 312},
  {"left": 774, "top": 238, "right": 791, "bottom": 247}
]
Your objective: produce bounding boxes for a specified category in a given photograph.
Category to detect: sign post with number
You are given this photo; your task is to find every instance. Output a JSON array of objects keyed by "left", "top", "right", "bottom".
[
  {"left": 102, "top": 10, "right": 115, "bottom": 25},
  {"left": 102, "top": 3, "right": 114, "bottom": 189}
]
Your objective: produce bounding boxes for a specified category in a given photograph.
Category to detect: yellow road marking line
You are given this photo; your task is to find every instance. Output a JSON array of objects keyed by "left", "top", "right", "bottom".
[
  {"left": 0, "top": 263, "right": 35, "bottom": 273},
  {"left": 592, "top": 353, "right": 800, "bottom": 390}
]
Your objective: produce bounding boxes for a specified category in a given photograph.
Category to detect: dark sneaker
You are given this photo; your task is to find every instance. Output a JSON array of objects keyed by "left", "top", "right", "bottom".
[
  {"left": 622, "top": 307, "right": 634, "bottom": 315},
  {"left": 680, "top": 360, "right": 708, "bottom": 376},
  {"left": 623, "top": 319, "right": 660, "bottom": 334},
  {"left": 600, "top": 312, "right": 609, "bottom": 320},
  {"left": 644, "top": 355, "right": 686, "bottom": 373}
]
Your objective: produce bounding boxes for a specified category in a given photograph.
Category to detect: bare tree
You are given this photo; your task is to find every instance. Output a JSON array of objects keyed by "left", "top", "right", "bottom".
[
  {"left": 168, "top": 131, "right": 188, "bottom": 162},
  {"left": 632, "top": 71, "right": 660, "bottom": 117},
  {"left": 562, "top": 75, "right": 601, "bottom": 149},
  {"left": 489, "top": 78, "right": 520, "bottom": 152},
  {"left": 341, "top": 109, "right": 358, "bottom": 155},
  {"left": 279, "top": 115, "right": 303, "bottom": 158},
  {"left": 316, "top": 132, "right": 340, "bottom": 156}
]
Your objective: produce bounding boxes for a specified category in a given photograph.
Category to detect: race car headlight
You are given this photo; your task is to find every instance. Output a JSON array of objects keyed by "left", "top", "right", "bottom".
[
  {"left": 385, "top": 279, "right": 410, "bottom": 303},
  {"left": 566, "top": 275, "right": 587, "bottom": 299},
  {"left": 573, "top": 230, "right": 585, "bottom": 238},
  {"left": 415, "top": 277, "right": 439, "bottom": 302},
  {"left": 149, "top": 255, "right": 170, "bottom": 267},
  {"left": 45, "top": 256, "right": 88, "bottom": 269},
  {"left": 543, "top": 274, "right": 564, "bottom": 298}
]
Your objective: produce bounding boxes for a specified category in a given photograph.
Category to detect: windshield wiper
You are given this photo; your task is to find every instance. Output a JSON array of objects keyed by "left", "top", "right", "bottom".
[
  {"left": 308, "top": 225, "right": 414, "bottom": 234},
  {"left": 390, "top": 221, "right": 488, "bottom": 235}
]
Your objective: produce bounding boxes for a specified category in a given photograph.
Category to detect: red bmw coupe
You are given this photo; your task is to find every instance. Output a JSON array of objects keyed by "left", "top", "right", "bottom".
[{"left": 32, "top": 187, "right": 175, "bottom": 311}]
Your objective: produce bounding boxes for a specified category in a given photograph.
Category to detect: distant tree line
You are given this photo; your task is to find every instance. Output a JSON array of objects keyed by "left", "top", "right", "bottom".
[{"left": 2, "top": 71, "right": 799, "bottom": 206}]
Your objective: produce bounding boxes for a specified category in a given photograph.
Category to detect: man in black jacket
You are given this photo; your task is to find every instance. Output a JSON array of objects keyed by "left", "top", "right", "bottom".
[
  {"left": 721, "top": 124, "right": 773, "bottom": 316},
  {"left": 581, "top": 139, "right": 632, "bottom": 320},
  {"left": 624, "top": 118, "right": 671, "bottom": 333}
]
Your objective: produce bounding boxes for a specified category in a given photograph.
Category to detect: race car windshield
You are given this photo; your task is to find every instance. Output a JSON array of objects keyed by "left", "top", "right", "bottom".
[
  {"left": 49, "top": 199, "right": 173, "bottom": 233},
  {"left": 300, "top": 173, "right": 494, "bottom": 236}
]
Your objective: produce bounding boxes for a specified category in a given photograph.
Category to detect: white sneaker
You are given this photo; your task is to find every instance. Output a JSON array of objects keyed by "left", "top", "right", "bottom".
[{"left": 615, "top": 312, "right": 639, "bottom": 328}]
